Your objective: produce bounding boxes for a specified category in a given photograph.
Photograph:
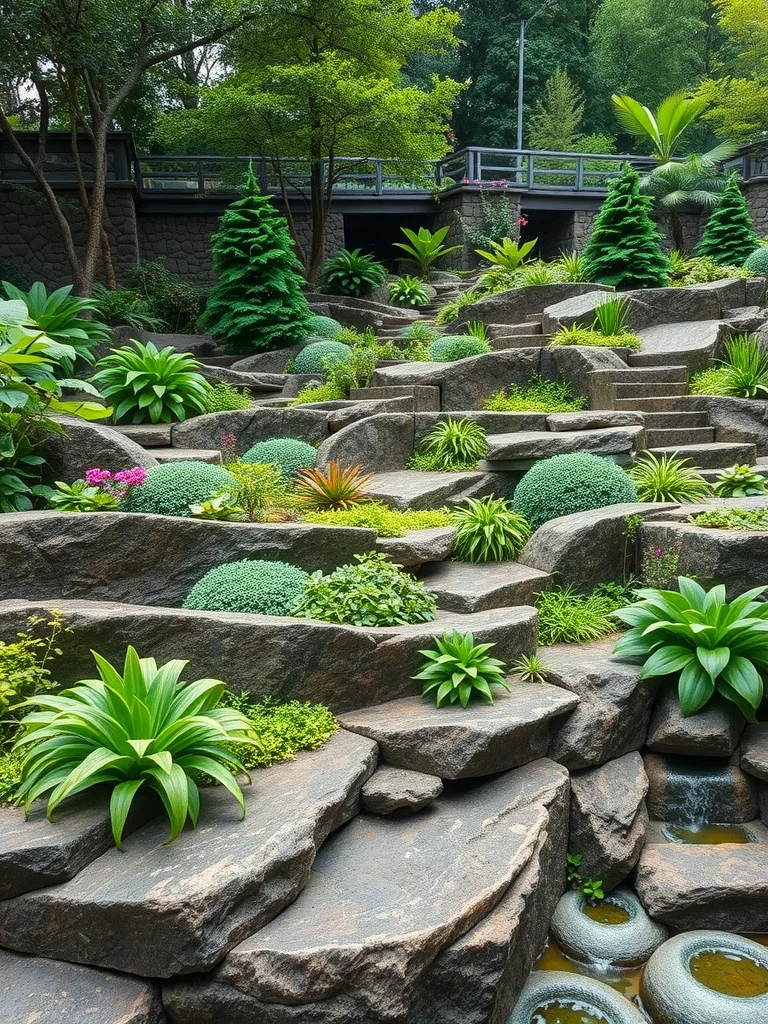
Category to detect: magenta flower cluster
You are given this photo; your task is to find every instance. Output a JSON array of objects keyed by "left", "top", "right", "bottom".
[{"left": 85, "top": 466, "right": 147, "bottom": 499}]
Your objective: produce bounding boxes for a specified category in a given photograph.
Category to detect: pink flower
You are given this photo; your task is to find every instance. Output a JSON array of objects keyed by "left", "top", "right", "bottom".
[
  {"left": 114, "top": 467, "right": 147, "bottom": 488},
  {"left": 461, "top": 176, "right": 469, "bottom": 184},
  {"left": 518, "top": 215, "right": 529, "bottom": 227},
  {"left": 654, "top": 548, "right": 664, "bottom": 558},
  {"left": 85, "top": 468, "right": 112, "bottom": 486}
]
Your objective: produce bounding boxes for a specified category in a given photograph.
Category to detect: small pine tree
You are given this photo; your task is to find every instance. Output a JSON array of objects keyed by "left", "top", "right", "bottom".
[
  {"left": 582, "top": 164, "right": 671, "bottom": 289},
  {"left": 695, "top": 174, "right": 759, "bottom": 266},
  {"left": 201, "top": 166, "right": 313, "bottom": 353},
  {"left": 528, "top": 68, "right": 585, "bottom": 151}
]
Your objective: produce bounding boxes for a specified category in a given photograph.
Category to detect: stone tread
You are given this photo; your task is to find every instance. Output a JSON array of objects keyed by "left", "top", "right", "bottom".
[
  {"left": 152, "top": 447, "right": 220, "bottom": 464},
  {"left": 483, "top": 426, "right": 640, "bottom": 462},
  {"left": 614, "top": 382, "right": 688, "bottom": 398},
  {"left": 644, "top": 427, "right": 715, "bottom": 447},
  {"left": 112, "top": 424, "right": 172, "bottom": 447},
  {"left": 642, "top": 411, "right": 710, "bottom": 428},
  {"left": 418, "top": 558, "right": 551, "bottom": 613},
  {"left": 366, "top": 470, "right": 485, "bottom": 510},
  {"left": 646, "top": 441, "right": 758, "bottom": 470}
]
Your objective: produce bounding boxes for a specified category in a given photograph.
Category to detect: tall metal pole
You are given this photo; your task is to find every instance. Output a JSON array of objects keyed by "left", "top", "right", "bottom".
[{"left": 516, "top": 18, "right": 525, "bottom": 152}]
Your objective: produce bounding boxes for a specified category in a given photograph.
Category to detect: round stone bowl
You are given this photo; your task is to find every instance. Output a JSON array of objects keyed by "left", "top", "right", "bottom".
[
  {"left": 551, "top": 888, "right": 668, "bottom": 967},
  {"left": 508, "top": 970, "right": 647, "bottom": 1024},
  {"left": 641, "top": 930, "right": 768, "bottom": 1024}
]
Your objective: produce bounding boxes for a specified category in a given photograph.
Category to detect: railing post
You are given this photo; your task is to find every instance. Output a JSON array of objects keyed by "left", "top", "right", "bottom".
[
  {"left": 133, "top": 157, "right": 143, "bottom": 192},
  {"left": 435, "top": 160, "right": 442, "bottom": 187},
  {"left": 527, "top": 152, "right": 534, "bottom": 189},
  {"left": 466, "top": 149, "right": 474, "bottom": 183},
  {"left": 258, "top": 157, "right": 269, "bottom": 192},
  {"left": 375, "top": 160, "right": 383, "bottom": 195},
  {"left": 575, "top": 155, "right": 584, "bottom": 190},
  {"left": 476, "top": 150, "right": 482, "bottom": 183},
  {"left": 197, "top": 159, "right": 205, "bottom": 193}
]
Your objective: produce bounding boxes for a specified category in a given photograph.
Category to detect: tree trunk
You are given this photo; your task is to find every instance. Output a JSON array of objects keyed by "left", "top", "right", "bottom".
[
  {"left": 670, "top": 211, "right": 686, "bottom": 253},
  {"left": 307, "top": 156, "right": 327, "bottom": 287}
]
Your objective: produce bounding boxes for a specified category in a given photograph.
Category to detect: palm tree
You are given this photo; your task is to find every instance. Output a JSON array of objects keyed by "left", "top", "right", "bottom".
[{"left": 611, "top": 92, "right": 736, "bottom": 251}]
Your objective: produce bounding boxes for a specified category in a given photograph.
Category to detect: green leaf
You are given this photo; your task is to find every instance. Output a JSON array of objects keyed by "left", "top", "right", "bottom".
[
  {"left": 639, "top": 645, "right": 695, "bottom": 679},
  {"left": 109, "top": 778, "right": 145, "bottom": 850},
  {"left": 678, "top": 660, "right": 715, "bottom": 716},
  {"left": 696, "top": 646, "right": 731, "bottom": 681},
  {"left": 721, "top": 655, "right": 763, "bottom": 709}
]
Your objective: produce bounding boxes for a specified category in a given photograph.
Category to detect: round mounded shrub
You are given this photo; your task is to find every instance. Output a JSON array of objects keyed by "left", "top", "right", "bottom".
[
  {"left": 744, "top": 246, "right": 768, "bottom": 274},
  {"left": 123, "top": 461, "right": 237, "bottom": 518},
  {"left": 291, "top": 340, "right": 351, "bottom": 374},
  {"left": 241, "top": 437, "right": 317, "bottom": 478},
  {"left": 511, "top": 452, "right": 638, "bottom": 529},
  {"left": 304, "top": 315, "right": 343, "bottom": 339},
  {"left": 428, "top": 336, "right": 490, "bottom": 361},
  {"left": 183, "top": 559, "right": 309, "bottom": 616}
]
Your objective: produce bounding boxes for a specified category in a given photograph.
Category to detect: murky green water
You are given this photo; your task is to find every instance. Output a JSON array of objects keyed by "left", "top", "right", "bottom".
[
  {"left": 689, "top": 949, "right": 768, "bottom": 997},
  {"left": 662, "top": 823, "right": 753, "bottom": 844},
  {"left": 530, "top": 1002, "right": 609, "bottom": 1024},
  {"left": 582, "top": 902, "right": 631, "bottom": 925}
]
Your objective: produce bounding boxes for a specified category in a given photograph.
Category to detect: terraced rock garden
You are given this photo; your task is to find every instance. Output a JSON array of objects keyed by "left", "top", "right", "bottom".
[{"left": 4, "top": 166, "right": 768, "bottom": 1024}]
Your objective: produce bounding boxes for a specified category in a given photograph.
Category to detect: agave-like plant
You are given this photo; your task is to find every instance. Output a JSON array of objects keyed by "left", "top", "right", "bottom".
[
  {"left": 393, "top": 226, "right": 462, "bottom": 277},
  {"left": 474, "top": 236, "right": 537, "bottom": 271},
  {"left": 293, "top": 460, "right": 373, "bottom": 509},
  {"left": 452, "top": 496, "right": 532, "bottom": 562},
  {"left": 611, "top": 579, "right": 768, "bottom": 719},
  {"left": 91, "top": 340, "right": 209, "bottom": 423},
  {"left": 714, "top": 464, "right": 767, "bottom": 498},
  {"left": 13, "top": 647, "right": 258, "bottom": 847},
  {"left": 413, "top": 630, "right": 509, "bottom": 708},
  {"left": 628, "top": 452, "right": 711, "bottom": 502}
]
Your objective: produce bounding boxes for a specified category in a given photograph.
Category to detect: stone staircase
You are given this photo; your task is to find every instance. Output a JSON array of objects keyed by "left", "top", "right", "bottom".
[{"left": 113, "top": 423, "right": 220, "bottom": 464}]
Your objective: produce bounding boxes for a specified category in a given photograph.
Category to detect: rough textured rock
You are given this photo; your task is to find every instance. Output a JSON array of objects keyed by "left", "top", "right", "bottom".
[
  {"left": 376, "top": 526, "right": 456, "bottom": 568},
  {"left": 519, "top": 504, "right": 678, "bottom": 594},
  {"left": 541, "top": 291, "right": 646, "bottom": 333},
  {"left": 455, "top": 283, "right": 613, "bottom": 329},
  {"left": 366, "top": 469, "right": 484, "bottom": 510},
  {"left": 316, "top": 413, "right": 415, "bottom": 472},
  {"left": 161, "top": 759, "right": 570, "bottom": 1024},
  {"left": 0, "top": 513, "right": 374, "bottom": 604},
  {"left": 742, "top": 722, "right": 768, "bottom": 782},
  {"left": 327, "top": 397, "right": 414, "bottom": 432},
  {"left": 644, "top": 752, "right": 759, "bottom": 823},
  {"left": 647, "top": 686, "right": 745, "bottom": 757},
  {"left": 171, "top": 406, "right": 330, "bottom": 449},
  {"left": 539, "top": 345, "right": 628, "bottom": 408},
  {"left": 351, "top": 386, "right": 440, "bottom": 413},
  {"left": 338, "top": 684, "right": 579, "bottom": 779},
  {"left": 42, "top": 414, "right": 158, "bottom": 478},
  {"left": 198, "top": 363, "right": 285, "bottom": 392},
  {"left": 679, "top": 395, "right": 768, "bottom": 456},
  {"left": 546, "top": 410, "right": 644, "bottom": 432},
  {"left": 0, "top": 731, "right": 378, "bottom": 977},
  {"left": 635, "top": 844, "right": 768, "bottom": 930},
  {"left": 0, "top": 600, "right": 538, "bottom": 713},
  {"left": 0, "top": 792, "right": 153, "bottom": 900},
  {"left": 625, "top": 282, "right": 732, "bottom": 324},
  {"left": 361, "top": 767, "right": 443, "bottom": 814},
  {"left": 545, "top": 641, "right": 660, "bottom": 769},
  {"left": 232, "top": 346, "right": 302, "bottom": 374},
  {"left": 0, "top": 948, "right": 165, "bottom": 1023},
  {"left": 639, "top": 518, "right": 768, "bottom": 594},
  {"left": 569, "top": 752, "right": 648, "bottom": 890},
  {"left": 417, "top": 559, "right": 551, "bottom": 613},
  {"left": 414, "top": 411, "right": 548, "bottom": 443},
  {"left": 482, "top": 425, "right": 643, "bottom": 463},
  {"left": 634, "top": 320, "right": 720, "bottom": 373}
]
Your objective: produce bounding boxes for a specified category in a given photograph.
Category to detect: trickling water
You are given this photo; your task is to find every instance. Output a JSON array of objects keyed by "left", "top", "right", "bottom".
[
  {"left": 661, "top": 756, "right": 736, "bottom": 826},
  {"left": 534, "top": 939, "right": 643, "bottom": 1005}
]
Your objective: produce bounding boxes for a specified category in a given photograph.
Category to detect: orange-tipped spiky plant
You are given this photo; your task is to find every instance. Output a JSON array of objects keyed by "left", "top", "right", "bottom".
[{"left": 294, "top": 461, "right": 373, "bottom": 510}]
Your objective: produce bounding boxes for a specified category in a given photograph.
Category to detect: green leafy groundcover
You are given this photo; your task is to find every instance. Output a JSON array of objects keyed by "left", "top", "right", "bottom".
[
  {"left": 302, "top": 502, "right": 452, "bottom": 537},
  {"left": 223, "top": 694, "right": 338, "bottom": 768}
]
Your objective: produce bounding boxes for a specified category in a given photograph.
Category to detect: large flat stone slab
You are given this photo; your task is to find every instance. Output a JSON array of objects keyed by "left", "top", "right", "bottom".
[
  {"left": 0, "top": 949, "right": 164, "bottom": 1023},
  {"left": 376, "top": 526, "right": 456, "bottom": 567},
  {"left": 338, "top": 684, "right": 579, "bottom": 779},
  {"left": 544, "top": 641, "right": 659, "bottom": 769},
  {"left": 483, "top": 426, "right": 643, "bottom": 463},
  {"left": 162, "top": 759, "right": 570, "bottom": 1024},
  {"left": 0, "top": 600, "right": 538, "bottom": 713},
  {"left": 742, "top": 723, "right": 768, "bottom": 782},
  {"left": 366, "top": 470, "right": 484, "bottom": 510},
  {"left": 457, "top": 283, "right": 612, "bottom": 329},
  {"left": 647, "top": 686, "right": 745, "bottom": 757},
  {"left": 418, "top": 559, "right": 551, "bottom": 612},
  {"left": 0, "top": 731, "right": 378, "bottom": 977},
  {"left": 635, "top": 843, "right": 768, "bottom": 931}
]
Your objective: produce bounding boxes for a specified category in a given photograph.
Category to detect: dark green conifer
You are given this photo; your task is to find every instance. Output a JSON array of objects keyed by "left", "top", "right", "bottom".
[
  {"left": 582, "top": 164, "right": 671, "bottom": 289},
  {"left": 695, "top": 174, "right": 759, "bottom": 266},
  {"left": 201, "top": 167, "right": 313, "bottom": 353}
]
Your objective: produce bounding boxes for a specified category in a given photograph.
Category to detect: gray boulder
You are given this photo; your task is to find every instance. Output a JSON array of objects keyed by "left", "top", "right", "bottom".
[
  {"left": 679, "top": 395, "right": 768, "bottom": 456},
  {"left": 315, "top": 413, "right": 415, "bottom": 472},
  {"left": 569, "top": 752, "right": 648, "bottom": 890},
  {"left": 742, "top": 722, "right": 768, "bottom": 782},
  {"left": 232, "top": 346, "right": 301, "bottom": 374},
  {"left": 197, "top": 363, "right": 285, "bottom": 392},
  {"left": 546, "top": 411, "right": 644, "bottom": 432},
  {"left": 171, "top": 406, "right": 331, "bottom": 449},
  {"left": 361, "top": 767, "right": 443, "bottom": 814},
  {"left": 327, "top": 397, "right": 415, "bottom": 432},
  {"left": 647, "top": 686, "right": 745, "bottom": 757},
  {"left": 482, "top": 425, "right": 643, "bottom": 464},
  {"left": 455, "top": 283, "right": 613, "bottom": 329},
  {"left": 42, "top": 415, "right": 158, "bottom": 479},
  {"left": 376, "top": 526, "right": 456, "bottom": 567}
]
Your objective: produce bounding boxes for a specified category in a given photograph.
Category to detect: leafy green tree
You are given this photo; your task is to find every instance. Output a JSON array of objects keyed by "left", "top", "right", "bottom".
[
  {"left": 695, "top": 174, "right": 759, "bottom": 264},
  {"left": 0, "top": 0, "right": 259, "bottom": 294},
  {"left": 528, "top": 68, "right": 585, "bottom": 151},
  {"left": 200, "top": 167, "right": 313, "bottom": 354},
  {"left": 582, "top": 164, "right": 671, "bottom": 288},
  {"left": 160, "top": 0, "right": 462, "bottom": 284}
]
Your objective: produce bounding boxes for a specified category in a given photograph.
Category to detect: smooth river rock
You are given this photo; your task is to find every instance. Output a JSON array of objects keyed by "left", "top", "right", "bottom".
[
  {"left": 0, "top": 731, "right": 378, "bottom": 977},
  {"left": 361, "top": 767, "right": 443, "bottom": 814},
  {"left": 338, "top": 684, "right": 579, "bottom": 779},
  {"left": 162, "top": 759, "right": 570, "bottom": 1024}
]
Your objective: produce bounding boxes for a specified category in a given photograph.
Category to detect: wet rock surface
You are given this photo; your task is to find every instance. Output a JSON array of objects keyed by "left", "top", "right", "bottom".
[{"left": 644, "top": 752, "right": 758, "bottom": 823}]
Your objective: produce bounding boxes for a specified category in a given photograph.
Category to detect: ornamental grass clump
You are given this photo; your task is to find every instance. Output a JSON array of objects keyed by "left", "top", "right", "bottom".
[
  {"left": 413, "top": 631, "right": 509, "bottom": 708},
  {"left": 292, "top": 551, "right": 436, "bottom": 627},
  {"left": 611, "top": 578, "right": 768, "bottom": 719},
  {"left": 511, "top": 453, "right": 638, "bottom": 529},
  {"left": 12, "top": 647, "right": 258, "bottom": 847},
  {"left": 451, "top": 497, "right": 532, "bottom": 562},
  {"left": 319, "top": 248, "right": 387, "bottom": 297},
  {"left": 409, "top": 417, "right": 487, "bottom": 472},
  {"left": 183, "top": 559, "right": 310, "bottom": 616},
  {"left": 628, "top": 452, "right": 711, "bottom": 502},
  {"left": 536, "top": 585, "right": 626, "bottom": 646}
]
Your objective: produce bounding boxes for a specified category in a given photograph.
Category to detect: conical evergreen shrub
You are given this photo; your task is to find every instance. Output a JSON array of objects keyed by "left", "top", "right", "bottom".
[
  {"left": 582, "top": 164, "right": 671, "bottom": 289},
  {"left": 200, "top": 167, "right": 313, "bottom": 353},
  {"left": 695, "top": 174, "right": 759, "bottom": 266}
]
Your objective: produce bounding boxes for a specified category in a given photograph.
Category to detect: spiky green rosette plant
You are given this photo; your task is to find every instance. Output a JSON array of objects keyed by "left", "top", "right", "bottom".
[
  {"left": 13, "top": 647, "right": 258, "bottom": 847},
  {"left": 611, "top": 579, "right": 768, "bottom": 719},
  {"left": 695, "top": 174, "right": 759, "bottom": 266},
  {"left": 200, "top": 166, "right": 313, "bottom": 353},
  {"left": 92, "top": 341, "right": 209, "bottom": 423},
  {"left": 581, "top": 164, "right": 671, "bottom": 289},
  {"left": 452, "top": 496, "right": 532, "bottom": 562},
  {"left": 628, "top": 452, "right": 711, "bottom": 502},
  {"left": 413, "top": 631, "right": 509, "bottom": 708}
]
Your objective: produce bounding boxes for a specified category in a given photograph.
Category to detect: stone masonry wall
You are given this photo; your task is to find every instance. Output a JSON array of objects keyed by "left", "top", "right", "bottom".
[
  {"left": 743, "top": 179, "right": 768, "bottom": 237},
  {"left": 433, "top": 190, "right": 522, "bottom": 270}
]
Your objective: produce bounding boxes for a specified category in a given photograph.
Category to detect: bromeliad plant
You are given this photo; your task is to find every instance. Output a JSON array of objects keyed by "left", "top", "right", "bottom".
[
  {"left": 451, "top": 496, "right": 532, "bottom": 563},
  {"left": 413, "top": 630, "right": 509, "bottom": 708},
  {"left": 293, "top": 461, "right": 372, "bottom": 510},
  {"left": 13, "top": 647, "right": 259, "bottom": 847},
  {"left": 388, "top": 275, "right": 431, "bottom": 309},
  {"left": 611, "top": 578, "right": 768, "bottom": 720},
  {"left": 319, "top": 248, "right": 387, "bottom": 298},
  {"left": 393, "top": 226, "right": 462, "bottom": 276},
  {"left": 92, "top": 340, "right": 209, "bottom": 424}
]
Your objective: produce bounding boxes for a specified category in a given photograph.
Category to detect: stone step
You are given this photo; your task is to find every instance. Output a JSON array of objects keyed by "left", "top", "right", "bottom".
[
  {"left": 418, "top": 559, "right": 552, "bottom": 613},
  {"left": 645, "top": 427, "right": 715, "bottom": 447},
  {"left": 350, "top": 384, "right": 440, "bottom": 413},
  {"left": 0, "top": 731, "right": 378, "bottom": 977},
  {"left": 483, "top": 426, "right": 641, "bottom": 467},
  {"left": 490, "top": 334, "right": 555, "bottom": 350},
  {"left": 628, "top": 350, "right": 705, "bottom": 368},
  {"left": 366, "top": 469, "right": 485, "bottom": 510},
  {"left": 614, "top": 382, "right": 688, "bottom": 399},
  {"left": 646, "top": 441, "right": 757, "bottom": 470},
  {"left": 487, "top": 321, "right": 544, "bottom": 338},
  {"left": 112, "top": 423, "right": 172, "bottom": 448},
  {"left": 153, "top": 447, "right": 220, "bottom": 464},
  {"left": 643, "top": 411, "right": 710, "bottom": 429},
  {"left": 595, "top": 365, "right": 689, "bottom": 384},
  {"left": 614, "top": 396, "right": 686, "bottom": 413},
  {"left": 163, "top": 759, "right": 570, "bottom": 1024}
]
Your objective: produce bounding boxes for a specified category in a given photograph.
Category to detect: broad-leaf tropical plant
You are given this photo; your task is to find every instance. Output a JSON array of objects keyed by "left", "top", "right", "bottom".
[
  {"left": 474, "top": 236, "right": 537, "bottom": 271},
  {"left": 611, "top": 578, "right": 768, "bottom": 720},
  {"left": 319, "top": 248, "right": 387, "bottom": 298},
  {"left": 393, "top": 226, "right": 462, "bottom": 276},
  {"left": 714, "top": 464, "right": 767, "bottom": 498},
  {"left": 413, "top": 630, "right": 509, "bottom": 708},
  {"left": 13, "top": 647, "right": 259, "bottom": 848}
]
